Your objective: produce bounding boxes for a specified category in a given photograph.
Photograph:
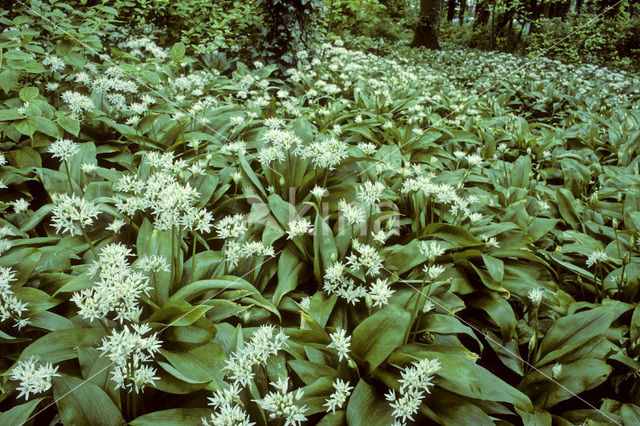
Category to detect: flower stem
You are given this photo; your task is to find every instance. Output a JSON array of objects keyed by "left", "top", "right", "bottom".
[{"left": 80, "top": 225, "right": 98, "bottom": 260}]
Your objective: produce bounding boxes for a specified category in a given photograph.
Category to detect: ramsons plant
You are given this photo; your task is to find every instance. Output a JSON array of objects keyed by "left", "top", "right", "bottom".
[{"left": 1, "top": 0, "right": 640, "bottom": 425}]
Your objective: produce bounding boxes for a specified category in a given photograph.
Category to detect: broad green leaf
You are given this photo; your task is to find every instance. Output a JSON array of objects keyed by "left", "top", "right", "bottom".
[
  {"left": 53, "top": 375, "right": 124, "bottom": 426},
  {"left": 20, "top": 328, "right": 107, "bottom": 363},
  {"left": 346, "top": 380, "right": 394, "bottom": 426},
  {"left": 130, "top": 408, "right": 212, "bottom": 425},
  {"left": 0, "top": 398, "right": 44, "bottom": 425},
  {"left": 351, "top": 304, "right": 410, "bottom": 371},
  {"left": 537, "top": 302, "right": 631, "bottom": 365}
]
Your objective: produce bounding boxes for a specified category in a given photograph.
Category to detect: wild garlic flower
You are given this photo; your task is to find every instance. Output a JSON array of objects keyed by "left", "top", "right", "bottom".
[
  {"left": 80, "top": 163, "right": 98, "bottom": 174},
  {"left": 357, "top": 181, "right": 385, "bottom": 206},
  {"left": 299, "top": 296, "right": 311, "bottom": 312},
  {"left": 347, "top": 240, "right": 384, "bottom": 277},
  {"left": 42, "top": 55, "right": 65, "bottom": 72},
  {"left": 286, "top": 218, "right": 313, "bottom": 239},
  {"left": 106, "top": 218, "right": 125, "bottom": 234},
  {"left": 328, "top": 328, "right": 351, "bottom": 361},
  {"left": 338, "top": 200, "right": 366, "bottom": 226},
  {"left": 0, "top": 266, "right": 30, "bottom": 329},
  {"left": 586, "top": 250, "right": 608, "bottom": 268},
  {"left": 224, "top": 325, "right": 288, "bottom": 387},
  {"left": 323, "top": 261, "right": 368, "bottom": 305},
  {"left": 423, "top": 264, "right": 445, "bottom": 281},
  {"left": 479, "top": 234, "right": 500, "bottom": 249},
  {"left": 369, "top": 278, "right": 394, "bottom": 308},
  {"left": 419, "top": 240, "right": 445, "bottom": 263},
  {"left": 71, "top": 243, "right": 152, "bottom": 323},
  {"left": 310, "top": 185, "right": 326, "bottom": 199},
  {"left": 50, "top": 193, "right": 100, "bottom": 236},
  {"left": 385, "top": 358, "right": 441, "bottom": 424},
  {"left": 0, "top": 239, "right": 12, "bottom": 255},
  {"left": 203, "top": 383, "right": 255, "bottom": 426},
  {"left": 254, "top": 377, "right": 308, "bottom": 426},
  {"left": 61, "top": 90, "right": 95, "bottom": 118},
  {"left": 48, "top": 138, "right": 79, "bottom": 162},
  {"left": 324, "top": 379, "right": 353, "bottom": 414},
  {"left": 136, "top": 255, "right": 170, "bottom": 273},
  {"left": 97, "top": 324, "right": 161, "bottom": 393},
  {"left": 551, "top": 363, "right": 562, "bottom": 379},
  {"left": 224, "top": 240, "right": 275, "bottom": 270},
  {"left": 527, "top": 288, "right": 545, "bottom": 307},
  {"left": 297, "top": 137, "right": 349, "bottom": 170},
  {"left": 215, "top": 214, "right": 248, "bottom": 239},
  {"left": 9, "top": 357, "right": 60, "bottom": 400},
  {"left": 12, "top": 198, "right": 29, "bottom": 214}
]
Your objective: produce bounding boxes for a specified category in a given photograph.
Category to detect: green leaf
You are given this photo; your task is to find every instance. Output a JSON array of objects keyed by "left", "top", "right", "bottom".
[
  {"left": 518, "top": 358, "right": 611, "bottom": 409},
  {"left": 482, "top": 254, "right": 504, "bottom": 282},
  {"left": 149, "top": 305, "right": 212, "bottom": 327},
  {"left": 351, "top": 304, "right": 410, "bottom": 371},
  {"left": 170, "top": 42, "right": 186, "bottom": 62},
  {"left": 56, "top": 113, "right": 80, "bottom": 137},
  {"left": 166, "top": 277, "right": 280, "bottom": 320},
  {"left": 53, "top": 375, "right": 124, "bottom": 426},
  {"left": 20, "top": 328, "right": 107, "bottom": 363},
  {"left": 19, "top": 86, "right": 39, "bottom": 102},
  {"left": 537, "top": 302, "right": 631, "bottom": 365},
  {"left": 0, "top": 108, "right": 24, "bottom": 121},
  {"left": 159, "top": 342, "right": 225, "bottom": 385},
  {"left": 130, "top": 408, "right": 212, "bottom": 425},
  {"left": 346, "top": 380, "right": 394, "bottom": 426},
  {"left": 0, "top": 398, "right": 44, "bottom": 425},
  {"left": 273, "top": 244, "right": 305, "bottom": 306}
]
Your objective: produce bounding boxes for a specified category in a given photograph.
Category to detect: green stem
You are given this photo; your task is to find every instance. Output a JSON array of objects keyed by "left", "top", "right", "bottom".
[
  {"left": 64, "top": 160, "right": 74, "bottom": 194},
  {"left": 405, "top": 274, "right": 428, "bottom": 344},
  {"left": 191, "top": 231, "right": 197, "bottom": 282},
  {"left": 80, "top": 225, "right": 98, "bottom": 260}
]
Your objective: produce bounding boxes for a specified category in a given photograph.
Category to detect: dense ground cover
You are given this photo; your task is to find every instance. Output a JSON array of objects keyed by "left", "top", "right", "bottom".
[{"left": 2, "top": 2, "right": 640, "bottom": 425}]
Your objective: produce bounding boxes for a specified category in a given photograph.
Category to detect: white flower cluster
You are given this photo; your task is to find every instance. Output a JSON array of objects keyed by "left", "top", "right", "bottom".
[
  {"left": 203, "top": 383, "right": 254, "bottom": 426},
  {"left": 419, "top": 240, "right": 445, "bottom": 264},
  {"left": 327, "top": 328, "right": 351, "bottom": 361},
  {"left": 0, "top": 266, "right": 30, "bottom": 329},
  {"left": 324, "top": 378, "right": 353, "bottom": 414},
  {"left": 323, "top": 240, "right": 390, "bottom": 306},
  {"left": 286, "top": 217, "right": 313, "bottom": 239},
  {"left": 60, "top": 90, "right": 95, "bottom": 118},
  {"left": 224, "top": 325, "right": 288, "bottom": 387},
  {"left": 357, "top": 181, "right": 385, "bottom": 206},
  {"left": 9, "top": 357, "right": 60, "bottom": 400},
  {"left": 48, "top": 138, "right": 79, "bottom": 162},
  {"left": 586, "top": 249, "right": 608, "bottom": 268},
  {"left": 97, "top": 323, "right": 161, "bottom": 393},
  {"left": 224, "top": 240, "right": 275, "bottom": 270},
  {"left": 385, "top": 358, "right": 441, "bottom": 425},
  {"left": 0, "top": 225, "right": 14, "bottom": 256},
  {"left": 254, "top": 377, "right": 308, "bottom": 426},
  {"left": 71, "top": 243, "right": 153, "bottom": 323},
  {"left": 50, "top": 193, "right": 100, "bottom": 236},
  {"left": 42, "top": 55, "right": 65, "bottom": 72},
  {"left": 347, "top": 240, "right": 384, "bottom": 277},
  {"left": 297, "top": 136, "right": 349, "bottom": 170},
  {"left": 114, "top": 152, "right": 213, "bottom": 233}
]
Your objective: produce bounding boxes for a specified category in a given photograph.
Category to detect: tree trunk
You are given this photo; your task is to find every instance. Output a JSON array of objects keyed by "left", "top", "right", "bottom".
[
  {"left": 447, "top": 0, "right": 457, "bottom": 22},
  {"left": 458, "top": 0, "right": 466, "bottom": 24},
  {"left": 575, "top": 0, "right": 583, "bottom": 14},
  {"left": 474, "top": 0, "right": 491, "bottom": 29},
  {"left": 411, "top": 0, "right": 442, "bottom": 49}
]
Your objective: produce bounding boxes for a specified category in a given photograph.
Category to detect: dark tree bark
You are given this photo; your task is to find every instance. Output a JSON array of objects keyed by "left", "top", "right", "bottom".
[
  {"left": 447, "top": 0, "right": 457, "bottom": 21},
  {"left": 411, "top": 0, "right": 443, "bottom": 49},
  {"left": 575, "top": 0, "right": 584, "bottom": 14},
  {"left": 458, "top": 0, "right": 466, "bottom": 24},
  {"left": 474, "top": 0, "right": 491, "bottom": 29}
]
